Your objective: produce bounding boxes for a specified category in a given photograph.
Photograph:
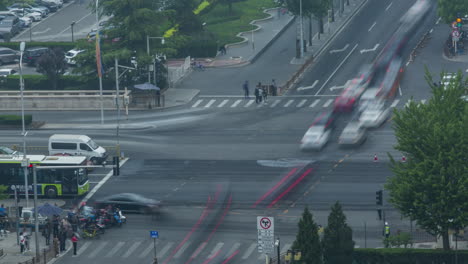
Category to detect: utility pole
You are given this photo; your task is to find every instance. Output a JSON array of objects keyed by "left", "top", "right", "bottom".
[
  {"left": 19, "top": 41, "right": 29, "bottom": 208},
  {"left": 299, "top": 0, "right": 304, "bottom": 58},
  {"left": 96, "top": 0, "right": 104, "bottom": 124},
  {"left": 114, "top": 58, "right": 121, "bottom": 152},
  {"left": 33, "top": 165, "right": 39, "bottom": 259}
]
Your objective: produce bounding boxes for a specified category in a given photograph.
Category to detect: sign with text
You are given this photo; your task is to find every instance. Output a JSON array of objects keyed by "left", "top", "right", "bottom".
[{"left": 257, "top": 216, "right": 274, "bottom": 254}]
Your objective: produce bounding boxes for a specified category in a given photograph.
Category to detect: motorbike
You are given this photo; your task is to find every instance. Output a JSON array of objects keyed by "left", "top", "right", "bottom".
[{"left": 113, "top": 211, "right": 122, "bottom": 227}]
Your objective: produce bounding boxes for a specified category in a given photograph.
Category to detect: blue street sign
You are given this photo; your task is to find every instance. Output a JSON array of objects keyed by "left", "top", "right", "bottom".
[{"left": 150, "top": 231, "right": 159, "bottom": 238}]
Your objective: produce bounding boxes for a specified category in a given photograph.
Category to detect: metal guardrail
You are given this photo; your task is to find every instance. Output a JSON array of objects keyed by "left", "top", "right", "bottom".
[
  {"left": 0, "top": 90, "right": 128, "bottom": 96},
  {"left": 10, "top": 145, "right": 121, "bottom": 157}
]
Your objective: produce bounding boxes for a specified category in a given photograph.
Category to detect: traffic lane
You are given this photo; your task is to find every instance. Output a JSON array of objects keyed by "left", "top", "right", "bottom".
[
  {"left": 292, "top": 0, "right": 403, "bottom": 95},
  {"left": 13, "top": 0, "right": 95, "bottom": 42}
]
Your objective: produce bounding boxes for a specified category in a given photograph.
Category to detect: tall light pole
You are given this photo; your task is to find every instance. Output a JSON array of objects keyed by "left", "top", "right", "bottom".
[
  {"left": 19, "top": 41, "right": 29, "bottom": 207},
  {"left": 96, "top": 0, "right": 104, "bottom": 124},
  {"left": 275, "top": 237, "right": 280, "bottom": 264},
  {"left": 146, "top": 36, "right": 165, "bottom": 84},
  {"left": 71, "top": 21, "right": 76, "bottom": 42},
  {"left": 299, "top": 0, "right": 304, "bottom": 58},
  {"left": 32, "top": 165, "right": 39, "bottom": 259}
]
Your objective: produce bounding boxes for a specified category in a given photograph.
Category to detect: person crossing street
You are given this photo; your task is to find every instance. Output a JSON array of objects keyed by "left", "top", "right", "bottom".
[{"left": 71, "top": 233, "right": 78, "bottom": 255}]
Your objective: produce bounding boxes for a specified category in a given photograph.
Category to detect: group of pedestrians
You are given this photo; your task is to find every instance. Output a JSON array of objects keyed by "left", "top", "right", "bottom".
[
  {"left": 242, "top": 79, "right": 278, "bottom": 104},
  {"left": 40, "top": 213, "right": 80, "bottom": 256}
]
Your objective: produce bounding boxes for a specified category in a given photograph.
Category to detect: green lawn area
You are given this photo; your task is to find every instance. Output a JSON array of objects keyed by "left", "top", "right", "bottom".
[{"left": 201, "top": 0, "right": 277, "bottom": 45}]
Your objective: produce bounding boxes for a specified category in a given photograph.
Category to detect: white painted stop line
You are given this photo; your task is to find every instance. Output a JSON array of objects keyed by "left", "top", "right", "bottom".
[
  {"left": 231, "top": 99, "right": 242, "bottom": 107},
  {"left": 217, "top": 99, "right": 229, "bottom": 107},
  {"left": 204, "top": 99, "right": 216, "bottom": 108},
  {"left": 310, "top": 99, "right": 320, "bottom": 107},
  {"left": 284, "top": 99, "right": 294, "bottom": 107},
  {"left": 296, "top": 99, "right": 307, "bottom": 107}
]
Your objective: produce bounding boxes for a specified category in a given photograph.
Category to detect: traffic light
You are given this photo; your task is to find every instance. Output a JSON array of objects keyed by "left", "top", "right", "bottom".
[
  {"left": 377, "top": 209, "right": 382, "bottom": 220},
  {"left": 456, "top": 17, "right": 462, "bottom": 28},
  {"left": 113, "top": 156, "right": 120, "bottom": 176},
  {"left": 376, "top": 190, "right": 383, "bottom": 206}
]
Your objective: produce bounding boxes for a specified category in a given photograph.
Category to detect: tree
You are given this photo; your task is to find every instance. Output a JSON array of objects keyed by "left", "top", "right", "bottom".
[
  {"left": 437, "top": 0, "right": 468, "bottom": 23},
  {"left": 292, "top": 207, "right": 322, "bottom": 264},
  {"left": 36, "top": 48, "right": 67, "bottom": 90},
  {"left": 285, "top": 0, "right": 315, "bottom": 46},
  {"left": 0, "top": 185, "right": 8, "bottom": 201},
  {"left": 322, "top": 201, "right": 354, "bottom": 264},
  {"left": 219, "top": 0, "right": 247, "bottom": 15},
  {"left": 166, "top": 0, "right": 202, "bottom": 33},
  {"left": 386, "top": 69, "right": 468, "bottom": 250}
]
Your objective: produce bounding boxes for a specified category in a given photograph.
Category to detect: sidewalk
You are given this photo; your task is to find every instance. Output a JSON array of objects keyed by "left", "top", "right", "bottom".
[{"left": 0, "top": 231, "right": 52, "bottom": 264}]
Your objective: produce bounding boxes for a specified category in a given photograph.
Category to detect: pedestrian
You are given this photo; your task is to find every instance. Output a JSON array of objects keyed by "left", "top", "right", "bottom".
[
  {"left": 19, "top": 232, "right": 25, "bottom": 254},
  {"left": 271, "top": 79, "right": 277, "bottom": 96},
  {"left": 23, "top": 230, "right": 30, "bottom": 251},
  {"left": 59, "top": 230, "right": 66, "bottom": 252},
  {"left": 53, "top": 215, "right": 59, "bottom": 237},
  {"left": 221, "top": 44, "right": 227, "bottom": 55},
  {"left": 384, "top": 222, "right": 390, "bottom": 239},
  {"left": 42, "top": 224, "right": 51, "bottom": 246},
  {"left": 71, "top": 233, "right": 78, "bottom": 255},
  {"left": 53, "top": 236, "right": 59, "bottom": 257},
  {"left": 254, "top": 86, "right": 260, "bottom": 104},
  {"left": 262, "top": 84, "right": 268, "bottom": 103},
  {"left": 243, "top": 80, "right": 250, "bottom": 99}
]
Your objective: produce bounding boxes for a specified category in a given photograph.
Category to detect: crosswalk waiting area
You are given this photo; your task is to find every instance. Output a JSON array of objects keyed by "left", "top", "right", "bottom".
[
  {"left": 73, "top": 239, "right": 293, "bottom": 261},
  {"left": 191, "top": 97, "right": 428, "bottom": 110}
]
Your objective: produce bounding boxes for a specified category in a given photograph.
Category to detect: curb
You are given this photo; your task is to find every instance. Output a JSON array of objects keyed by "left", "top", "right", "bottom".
[{"left": 281, "top": 0, "right": 369, "bottom": 94}]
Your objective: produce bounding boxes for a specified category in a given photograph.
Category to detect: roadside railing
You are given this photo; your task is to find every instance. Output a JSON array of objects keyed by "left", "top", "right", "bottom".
[{"left": 18, "top": 247, "right": 56, "bottom": 264}]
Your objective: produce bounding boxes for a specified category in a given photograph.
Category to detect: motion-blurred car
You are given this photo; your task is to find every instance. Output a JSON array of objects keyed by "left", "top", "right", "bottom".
[
  {"left": 0, "top": 146, "right": 22, "bottom": 155},
  {"left": 65, "top": 49, "right": 85, "bottom": 65},
  {"left": 0, "top": 69, "right": 17, "bottom": 77},
  {"left": 359, "top": 103, "right": 391, "bottom": 128},
  {"left": 300, "top": 126, "right": 331, "bottom": 151},
  {"left": 95, "top": 193, "right": 161, "bottom": 214},
  {"left": 339, "top": 122, "right": 367, "bottom": 146}
]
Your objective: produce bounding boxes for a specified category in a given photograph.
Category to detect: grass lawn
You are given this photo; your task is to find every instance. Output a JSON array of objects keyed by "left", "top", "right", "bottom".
[{"left": 201, "top": 0, "right": 277, "bottom": 45}]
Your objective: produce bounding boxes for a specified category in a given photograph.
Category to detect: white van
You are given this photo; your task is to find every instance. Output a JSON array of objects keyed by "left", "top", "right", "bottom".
[{"left": 48, "top": 134, "right": 107, "bottom": 164}]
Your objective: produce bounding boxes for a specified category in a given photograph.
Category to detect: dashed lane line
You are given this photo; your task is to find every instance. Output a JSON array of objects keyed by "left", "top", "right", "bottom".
[
  {"left": 231, "top": 100, "right": 242, "bottom": 108},
  {"left": 283, "top": 99, "right": 294, "bottom": 107},
  {"left": 323, "top": 99, "right": 333, "bottom": 107},
  {"left": 310, "top": 99, "right": 320, "bottom": 107},
  {"left": 192, "top": 99, "right": 203, "bottom": 108},
  {"left": 296, "top": 99, "right": 307, "bottom": 107}
]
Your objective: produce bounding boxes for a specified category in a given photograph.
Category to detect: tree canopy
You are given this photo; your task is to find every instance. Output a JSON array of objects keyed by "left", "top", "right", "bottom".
[
  {"left": 437, "top": 0, "right": 468, "bottom": 23},
  {"left": 386, "top": 69, "right": 468, "bottom": 250},
  {"left": 36, "top": 48, "right": 67, "bottom": 90},
  {"left": 292, "top": 207, "right": 322, "bottom": 264},
  {"left": 322, "top": 201, "right": 354, "bottom": 264}
]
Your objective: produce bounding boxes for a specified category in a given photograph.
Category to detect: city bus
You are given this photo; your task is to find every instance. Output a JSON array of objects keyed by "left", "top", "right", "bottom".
[{"left": 0, "top": 155, "right": 90, "bottom": 198}]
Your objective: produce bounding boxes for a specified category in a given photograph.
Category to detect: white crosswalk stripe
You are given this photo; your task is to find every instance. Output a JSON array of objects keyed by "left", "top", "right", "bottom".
[
  {"left": 76, "top": 241, "right": 92, "bottom": 256},
  {"left": 242, "top": 243, "right": 257, "bottom": 259},
  {"left": 244, "top": 100, "right": 255, "bottom": 107},
  {"left": 139, "top": 242, "right": 154, "bottom": 258},
  {"left": 122, "top": 241, "right": 142, "bottom": 258},
  {"left": 174, "top": 241, "right": 191, "bottom": 259},
  {"left": 192, "top": 99, "right": 203, "bottom": 108},
  {"left": 204, "top": 99, "right": 216, "bottom": 108},
  {"left": 390, "top": 99, "right": 400, "bottom": 108},
  {"left": 296, "top": 99, "right": 307, "bottom": 107},
  {"left": 270, "top": 100, "right": 281, "bottom": 107},
  {"left": 231, "top": 99, "right": 242, "bottom": 107},
  {"left": 190, "top": 242, "right": 207, "bottom": 258},
  {"left": 158, "top": 242, "right": 174, "bottom": 259},
  {"left": 284, "top": 99, "right": 294, "bottom": 107},
  {"left": 323, "top": 99, "right": 333, "bottom": 107},
  {"left": 88, "top": 241, "right": 108, "bottom": 258},
  {"left": 310, "top": 99, "right": 320, "bottom": 107},
  {"left": 207, "top": 242, "right": 224, "bottom": 259},
  {"left": 106, "top": 241, "right": 125, "bottom": 257},
  {"left": 217, "top": 99, "right": 229, "bottom": 107},
  {"left": 226, "top": 242, "right": 241, "bottom": 258}
]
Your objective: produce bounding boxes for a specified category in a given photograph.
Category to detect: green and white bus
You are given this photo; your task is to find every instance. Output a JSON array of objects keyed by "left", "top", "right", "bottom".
[{"left": 0, "top": 155, "right": 90, "bottom": 198}]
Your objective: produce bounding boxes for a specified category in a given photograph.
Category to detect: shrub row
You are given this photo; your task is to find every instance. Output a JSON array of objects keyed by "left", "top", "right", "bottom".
[
  {"left": 0, "top": 41, "right": 77, "bottom": 51},
  {"left": 0, "top": 75, "right": 115, "bottom": 91},
  {"left": 353, "top": 248, "right": 468, "bottom": 264},
  {"left": 0, "top": 115, "right": 32, "bottom": 126}
]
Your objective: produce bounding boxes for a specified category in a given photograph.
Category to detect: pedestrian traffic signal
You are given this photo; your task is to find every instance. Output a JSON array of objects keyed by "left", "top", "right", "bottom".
[
  {"left": 456, "top": 17, "right": 463, "bottom": 28},
  {"left": 376, "top": 190, "right": 383, "bottom": 206}
]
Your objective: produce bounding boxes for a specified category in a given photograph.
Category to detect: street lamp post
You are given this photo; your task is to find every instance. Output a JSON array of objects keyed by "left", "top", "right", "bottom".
[
  {"left": 32, "top": 165, "right": 39, "bottom": 259},
  {"left": 96, "top": 0, "right": 104, "bottom": 124},
  {"left": 71, "top": 21, "right": 76, "bottom": 42},
  {"left": 19, "top": 41, "right": 29, "bottom": 208},
  {"left": 299, "top": 0, "right": 304, "bottom": 58},
  {"left": 275, "top": 237, "right": 280, "bottom": 264},
  {"left": 146, "top": 36, "right": 165, "bottom": 84}
]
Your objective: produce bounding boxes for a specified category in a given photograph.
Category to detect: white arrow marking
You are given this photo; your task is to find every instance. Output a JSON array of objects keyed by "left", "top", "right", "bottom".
[
  {"left": 32, "top": 27, "right": 51, "bottom": 35},
  {"left": 297, "top": 80, "right": 319, "bottom": 91},
  {"left": 329, "top": 44, "right": 349, "bottom": 54},
  {"left": 360, "top": 43, "right": 380, "bottom": 54},
  {"left": 329, "top": 85, "right": 346, "bottom": 91}
]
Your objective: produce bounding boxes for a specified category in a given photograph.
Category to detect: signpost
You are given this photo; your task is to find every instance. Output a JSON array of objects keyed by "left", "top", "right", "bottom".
[
  {"left": 452, "top": 30, "right": 460, "bottom": 54},
  {"left": 150, "top": 231, "right": 159, "bottom": 264},
  {"left": 257, "top": 216, "right": 274, "bottom": 263}
]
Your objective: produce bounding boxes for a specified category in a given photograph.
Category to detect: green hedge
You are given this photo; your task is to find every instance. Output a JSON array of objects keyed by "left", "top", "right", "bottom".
[
  {"left": 353, "top": 248, "right": 468, "bottom": 264},
  {"left": 0, "top": 115, "right": 32, "bottom": 126},
  {"left": 0, "top": 75, "right": 115, "bottom": 91},
  {"left": 0, "top": 41, "right": 78, "bottom": 51}
]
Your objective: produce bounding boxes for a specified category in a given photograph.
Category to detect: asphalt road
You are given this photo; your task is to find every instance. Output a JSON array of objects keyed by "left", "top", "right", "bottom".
[{"left": 0, "top": 0, "right": 448, "bottom": 263}]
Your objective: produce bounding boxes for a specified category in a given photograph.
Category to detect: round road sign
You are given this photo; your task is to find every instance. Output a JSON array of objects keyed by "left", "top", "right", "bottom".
[
  {"left": 452, "top": 30, "right": 460, "bottom": 38},
  {"left": 260, "top": 217, "right": 272, "bottom": 229}
]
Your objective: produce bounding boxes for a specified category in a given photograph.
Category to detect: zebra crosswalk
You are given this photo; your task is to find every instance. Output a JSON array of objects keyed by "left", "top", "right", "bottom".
[{"left": 71, "top": 239, "right": 293, "bottom": 262}]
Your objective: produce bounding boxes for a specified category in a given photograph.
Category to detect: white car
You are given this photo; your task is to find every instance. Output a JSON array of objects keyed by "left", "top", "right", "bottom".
[
  {"left": 300, "top": 126, "right": 331, "bottom": 151},
  {"left": 0, "top": 69, "right": 18, "bottom": 76},
  {"left": 12, "top": 9, "right": 42, "bottom": 22},
  {"left": 65, "top": 49, "right": 85, "bottom": 65},
  {"left": 359, "top": 105, "right": 391, "bottom": 128},
  {"left": 43, "top": 0, "right": 63, "bottom": 8},
  {"left": 19, "top": 16, "right": 32, "bottom": 27},
  {"left": 339, "top": 122, "right": 367, "bottom": 146}
]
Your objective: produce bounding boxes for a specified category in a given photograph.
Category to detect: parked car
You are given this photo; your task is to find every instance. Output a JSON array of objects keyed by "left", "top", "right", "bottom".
[
  {"left": 95, "top": 193, "right": 162, "bottom": 214},
  {"left": 0, "top": 68, "right": 17, "bottom": 76},
  {"left": 11, "top": 8, "right": 42, "bottom": 22},
  {"left": 42, "top": 0, "right": 63, "bottom": 8},
  {"left": 0, "top": 11, "right": 18, "bottom": 18},
  {"left": 19, "top": 207, "right": 48, "bottom": 228},
  {"left": 36, "top": 0, "right": 59, "bottom": 12},
  {"left": 0, "top": 47, "right": 19, "bottom": 65},
  {"left": 0, "top": 16, "right": 22, "bottom": 37},
  {"left": 8, "top": 3, "right": 48, "bottom": 17},
  {"left": 23, "top": 47, "right": 49, "bottom": 66},
  {"left": 65, "top": 49, "right": 85, "bottom": 65},
  {"left": 18, "top": 16, "right": 32, "bottom": 28}
]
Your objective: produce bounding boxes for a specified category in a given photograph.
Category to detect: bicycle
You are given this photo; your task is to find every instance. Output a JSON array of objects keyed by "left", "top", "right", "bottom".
[{"left": 82, "top": 227, "right": 100, "bottom": 239}]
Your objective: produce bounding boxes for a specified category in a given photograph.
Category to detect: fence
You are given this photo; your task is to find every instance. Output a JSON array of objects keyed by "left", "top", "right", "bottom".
[{"left": 168, "top": 56, "right": 192, "bottom": 88}]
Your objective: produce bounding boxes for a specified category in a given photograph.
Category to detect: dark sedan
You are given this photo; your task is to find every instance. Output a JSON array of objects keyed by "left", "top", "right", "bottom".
[{"left": 94, "top": 193, "right": 161, "bottom": 214}]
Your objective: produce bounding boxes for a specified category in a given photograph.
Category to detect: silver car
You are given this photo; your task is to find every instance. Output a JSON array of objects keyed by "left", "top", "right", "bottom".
[
  {"left": 339, "top": 123, "right": 367, "bottom": 146},
  {"left": 300, "top": 126, "right": 331, "bottom": 151},
  {"left": 359, "top": 104, "right": 391, "bottom": 128}
]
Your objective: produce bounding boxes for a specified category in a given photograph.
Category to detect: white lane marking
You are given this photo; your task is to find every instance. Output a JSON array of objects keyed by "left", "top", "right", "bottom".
[
  {"left": 310, "top": 99, "right": 320, "bottom": 107},
  {"left": 244, "top": 100, "right": 255, "bottom": 107},
  {"left": 76, "top": 241, "right": 92, "bottom": 256},
  {"left": 360, "top": 43, "right": 380, "bottom": 54},
  {"left": 329, "top": 43, "right": 350, "bottom": 54},
  {"left": 242, "top": 243, "right": 257, "bottom": 259},
  {"left": 421, "top": 99, "right": 427, "bottom": 104},
  {"left": 57, "top": 11, "right": 94, "bottom": 35},
  {"left": 368, "top": 22, "right": 377, "bottom": 32},
  {"left": 89, "top": 181, "right": 100, "bottom": 184},
  {"left": 315, "top": 43, "right": 358, "bottom": 95},
  {"left": 32, "top": 27, "right": 51, "bottom": 35},
  {"left": 217, "top": 99, "right": 229, "bottom": 107},
  {"left": 192, "top": 99, "right": 203, "bottom": 108},
  {"left": 122, "top": 241, "right": 142, "bottom": 258},
  {"left": 204, "top": 99, "right": 216, "bottom": 108},
  {"left": 159, "top": 242, "right": 174, "bottom": 258},
  {"left": 88, "top": 173, "right": 107, "bottom": 176},
  {"left": 323, "top": 99, "right": 333, "bottom": 107},
  {"left": 174, "top": 241, "right": 191, "bottom": 258},
  {"left": 139, "top": 242, "right": 154, "bottom": 258},
  {"left": 106, "top": 241, "right": 125, "bottom": 257},
  {"left": 280, "top": 243, "right": 292, "bottom": 253},
  {"left": 399, "top": 85, "right": 402, "bottom": 96},
  {"left": 297, "top": 80, "right": 319, "bottom": 91},
  {"left": 385, "top": 2, "right": 393, "bottom": 11},
  {"left": 226, "top": 243, "right": 241, "bottom": 258},
  {"left": 429, "top": 28, "right": 433, "bottom": 33},
  {"left": 296, "top": 99, "right": 307, "bottom": 107},
  {"left": 207, "top": 242, "right": 224, "bottom": 259},
  {"left": 231, "top": 99, "right": 242, "bottom": 107},
  {"left": 270, "top": 100, "right": 281, "bottom": 107},
  {"left": 391, "top": 99, "right": 400, "bottom": 108},
  {"left": 330, "top": 85, "right": 346, "bottom": 91},
  {"left": 88, "top": 241, "right": 108, "bottom": 258},
  {"left": 190, "top": 242, "right": 207, "bottom": 258},
  {"left": 284, "top": 99, "right": 294, "bottom": 107},
  {"left": 405, "top": 60, "right": 410, "bottom": 67},
  {"left": 436, "top": 17, "right": 441, "bottom": 24},
  {"left": 83, "top": 159, "right": 128, "bottom": 203}
]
